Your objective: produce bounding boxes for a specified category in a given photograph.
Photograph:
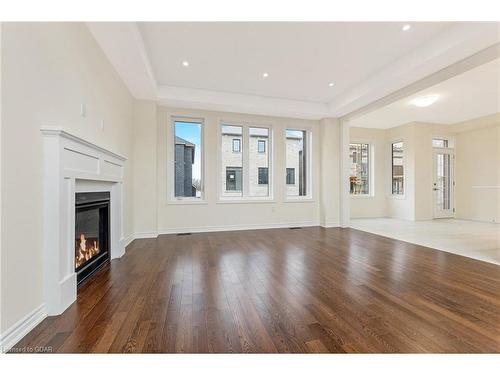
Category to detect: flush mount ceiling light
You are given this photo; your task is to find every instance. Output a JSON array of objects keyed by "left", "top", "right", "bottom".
[
  {"left": 182, "top": 61, "right": 189, "bottom": 67},
  {"left": 328, "top": 82, "right": 335, "bottom": 87},
  {"left": 402, "top": 24, "right": 411, "bottom": 31},
  {"left": 262, "top": 72, "right": 269, "bottom": 78},
  {"left": 410, "top": 94, "right": 439, "bottom": 107}
]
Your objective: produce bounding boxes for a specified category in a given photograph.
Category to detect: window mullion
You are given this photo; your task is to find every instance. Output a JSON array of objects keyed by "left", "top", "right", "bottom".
[{"left": 242, "top": 125, "right": 250, "bottom": 198}]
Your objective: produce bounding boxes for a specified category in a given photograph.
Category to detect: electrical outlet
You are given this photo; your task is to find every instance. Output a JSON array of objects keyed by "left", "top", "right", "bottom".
[
  {"left": 100, "top": 119, "right": 104, "bottom": 131},
  {"left": 80, "top": 103, "right": 86, "bottom": 118}
]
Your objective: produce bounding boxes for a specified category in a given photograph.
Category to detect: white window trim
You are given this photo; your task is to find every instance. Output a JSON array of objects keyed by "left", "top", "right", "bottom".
[
  {"left": 168, "top": 115, "right": 207, "bottom": 204},
  {"left": 389, "top": 138, "right": 406, "bottom": 199},
  {"left": 349, "top": 139, "right": 374, "bottom": 198},
  {"left": 217, "top": 120, "right": 274, "bottom": 202},
  {"left": 284, "top": 126, "right": 314, "bottom": 202}
]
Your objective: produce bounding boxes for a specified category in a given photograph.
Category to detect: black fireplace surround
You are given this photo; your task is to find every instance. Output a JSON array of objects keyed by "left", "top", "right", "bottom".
[{"left": 75, "top": 192, "right": 110, "bottom": 286}]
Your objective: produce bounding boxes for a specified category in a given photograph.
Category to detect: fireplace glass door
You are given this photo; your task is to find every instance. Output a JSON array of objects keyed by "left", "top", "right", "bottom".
[{"left": 75, "top": 192, "right": 110, "bottom": 285}]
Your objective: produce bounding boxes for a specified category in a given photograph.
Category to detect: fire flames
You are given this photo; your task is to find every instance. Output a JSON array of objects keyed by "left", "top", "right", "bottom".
[{"left": 75, "top": 233, "right": 100, "bottom": 268}]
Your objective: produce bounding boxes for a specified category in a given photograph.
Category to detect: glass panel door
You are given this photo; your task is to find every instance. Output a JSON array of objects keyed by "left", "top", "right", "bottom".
[{"left": 433, "top": 149, "right": 454, "bottom": 218}]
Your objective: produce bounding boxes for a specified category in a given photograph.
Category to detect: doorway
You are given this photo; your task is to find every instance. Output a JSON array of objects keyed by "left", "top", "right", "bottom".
[{"left": 433, "top": 148, "right": 454, "bottom": 218}]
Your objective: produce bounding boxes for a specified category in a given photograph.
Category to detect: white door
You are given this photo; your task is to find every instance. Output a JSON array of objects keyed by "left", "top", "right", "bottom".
[{"left": 433, "top": 149, "right": 454, "bottom": 218}]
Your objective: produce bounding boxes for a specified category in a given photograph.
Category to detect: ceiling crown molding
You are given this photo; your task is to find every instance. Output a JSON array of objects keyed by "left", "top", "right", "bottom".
[
  {"left": 157, "top": 85, "right": 329, "bottom": 120},
  {"left": 88, "top": 22, "right": 500, "bottom": 120}
]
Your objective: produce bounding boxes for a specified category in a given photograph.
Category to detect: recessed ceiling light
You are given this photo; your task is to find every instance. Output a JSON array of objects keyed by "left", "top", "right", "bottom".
[
  {"left": 182, "top": 61, "right": 189, "bottom": 67},
  {"left": 262, "top": 72, "right": 269, "bottom": 78},
  {"left": 410, "top": 94, "right": 439, "bottom": 107},
  {"left": 328, "top": 82, "right": 335, "bottom": 87},
  {"left": 402, "top": 24, "right": 411, "bottom": 31}
]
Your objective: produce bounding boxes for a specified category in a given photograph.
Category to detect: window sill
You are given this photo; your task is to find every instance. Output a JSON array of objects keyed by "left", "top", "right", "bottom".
[
  {"left": 350, "top": 194, "right": 374, "bottom": 199},
  {"left": 284, "top": 197, "right": 314, "bottom": 203},
  {"left": 217, "top": 199, "right": 275, "bottom": 204},
  {"left": 388, "top": 194, "right": 406, "bottom": 200},
  {"left": 167, "top": 199, "right": 209, "bottom": 205}
]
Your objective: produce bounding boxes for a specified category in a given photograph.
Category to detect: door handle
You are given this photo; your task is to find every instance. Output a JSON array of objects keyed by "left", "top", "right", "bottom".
[{"left": 432, "top": 188, "right": 440, "bottom": 191}]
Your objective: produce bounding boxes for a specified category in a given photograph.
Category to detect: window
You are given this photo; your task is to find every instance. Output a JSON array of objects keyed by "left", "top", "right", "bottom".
[
  {"left": 173, "top": 119, "right": 203, "bottom": 199},
  {"left": 432, "top": 138, "right": 449, "bottom": 148},
  {"left": 232, "top": 138, "right": 241, "bottom": 152},
  {"left": 226, "top": 167, "right": 242, "bottom": 191},
  {"left": 220, "top": 124, "right": 272, "bottom": 199},
  {"left": 258, "top": 140, "right": 266, "bottom": 153},
  {"left": 391, "top": 141, "right": 404, "bottom": 195},
  {"left": 258, "top": 167, "right": 269, "bottom": 185},
  {"left": 249, "top": 127, "right": 270, "bottom": 197},
  {"left": 285, "top": 129, "right": 309, "bottom": 197},
  {"left": 286, "top": 168, "right": 295, "bottom": 185},
  {"left": 221, "top": 125, "right": 243, "bottom": 197},
  {"left": 349, "top": 143, "right": 370, "bottom": 195}
]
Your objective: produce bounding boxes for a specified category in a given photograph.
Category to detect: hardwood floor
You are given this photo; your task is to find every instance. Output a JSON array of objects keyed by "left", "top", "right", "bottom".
[{"left": 12, "top": 227, "right": 500, "bottom": 353}]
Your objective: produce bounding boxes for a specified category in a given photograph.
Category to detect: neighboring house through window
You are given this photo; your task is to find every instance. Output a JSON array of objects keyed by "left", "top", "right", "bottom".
[
  {"left": 258, "top": 140, "right": 266, "bottom": 153},
  {"left": 226, "top": 167, "right": 242, "bottom": 191},
  {"left": 232, "top": 138, "right": 241, "bottom": 152},
  {"left": 258, "top": 167, "right": 269, "bottom": 185},
  {"left": 349, "top": 143, "right": 370, "bottom": 195},
  {"left": 220, "top": 124, "right": 272, "bottom": 199},
  {"left": 285, "top": 129, "right": 309, "bottom": 197},
  {"left": 391, "top": 141, "right": 404, "bottom": 195},
  {"left": 173, "top": 119, "right": 203, "bottom": 199},
  {"left": 286, "top": 168, "right": 295, "bottom": 185}
]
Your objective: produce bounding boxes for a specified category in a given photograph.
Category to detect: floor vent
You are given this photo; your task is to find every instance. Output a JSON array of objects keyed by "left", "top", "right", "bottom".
[
  {"left": 289, "top": 227, "right": 302, "bottom": 230},
  {"left": 177, "top": 232, "right": 192, "bottom": 236}
]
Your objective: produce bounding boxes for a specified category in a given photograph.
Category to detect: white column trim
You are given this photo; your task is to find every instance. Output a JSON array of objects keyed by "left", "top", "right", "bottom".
[{"left": 339, "top": 119, "right": 351, "bottom": 227}]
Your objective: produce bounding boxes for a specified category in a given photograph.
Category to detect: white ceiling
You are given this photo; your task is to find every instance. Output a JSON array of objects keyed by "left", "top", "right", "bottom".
[
  {"left": 350, "top": 57, "right": 500, "bottom": 128},
  {"left": 138, "top": 22, "right": 452, "bottom": 103},
  {"left": 87, "top": 22, "right": 500, "bottom": 119}
]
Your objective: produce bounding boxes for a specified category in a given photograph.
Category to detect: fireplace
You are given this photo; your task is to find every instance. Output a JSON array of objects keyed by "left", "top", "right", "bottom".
[{"left": 75, "top": 192, "right": 110, "bottom": 286}]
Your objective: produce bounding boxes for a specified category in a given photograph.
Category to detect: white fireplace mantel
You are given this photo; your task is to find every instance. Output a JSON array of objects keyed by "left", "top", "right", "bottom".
[{"left": 40, "top": 127, "right": 127, "bottom": 315}]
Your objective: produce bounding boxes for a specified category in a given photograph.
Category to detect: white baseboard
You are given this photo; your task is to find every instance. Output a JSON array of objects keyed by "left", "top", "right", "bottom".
[
  {"left": 58, "top": 273, "right": 77, "bottom": 316},
  {"left": 134, "top": 231, "right": 159, "bottom": 239},
  {"left": 121, "top": 233, "right": 135, "bottom": 249},
  {"left": 157, "top": 221, "right": 319, "bottom": 235},
  {"left": 320, "top": 221, "right": 340, "bottom": 228},
  {"left": 0, "top": 304, "right": 47, "bottom": 353}
]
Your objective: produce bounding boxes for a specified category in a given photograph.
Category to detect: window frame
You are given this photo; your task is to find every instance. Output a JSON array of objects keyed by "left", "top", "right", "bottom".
[
  {"left": 284, "top": 127, "right": 313, "bottom": 201},
  {"left": 390, "top": 139, "right": 405, "bottom": 197},
  {"left": 218, "top": 120, "right": 274, "bottom": 202},
  {"left": 169, "top": 116, "right": 206, "bottom": 204},
  {"left": 286, "top": 168, "right": 295, "bottom": 185},
  {"left": 257, "top": 139, "right": 266, "bottom": 153},
  {"left": 232, "top": 138, "right": 241, "bottom": 153},
  {"left": 349, "top": 141, "right": 374, "bottom": 198},
  {"left": 226, "top": 166, "right": 243, "bottom": 191},
  {"left": 258, "top": 167, "right": 269, "bottom": 185}
]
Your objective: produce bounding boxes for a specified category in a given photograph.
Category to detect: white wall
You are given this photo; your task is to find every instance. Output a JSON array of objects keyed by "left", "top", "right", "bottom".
[
  {"left": 319, "top": 118, "right": 341, "bottom": 226},
  {"left": 349, "top": 127, "right": 387, "bottom": 218},
  {"left": 1, "top": 23, "right": 134, "bottom": 337},
  {"left": 132, "top": 100, "right": 157, "bottom": 236},
  {"left": 455, "top": 114, "right": 500, "bottom": 222},
  {"left": 384, "top": 123, "right": 417, "bottom": 220}
]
